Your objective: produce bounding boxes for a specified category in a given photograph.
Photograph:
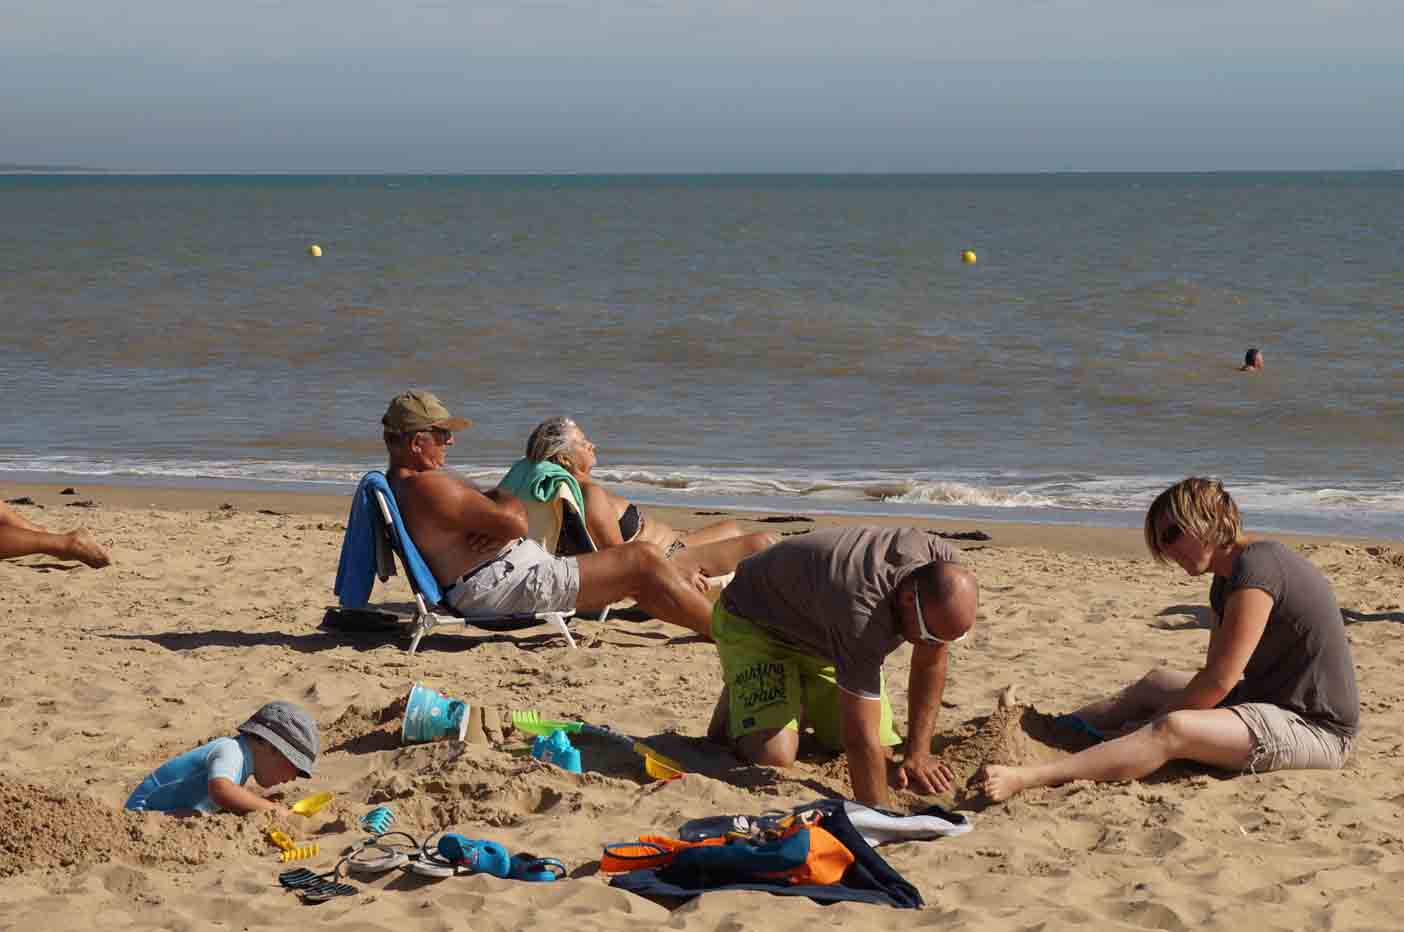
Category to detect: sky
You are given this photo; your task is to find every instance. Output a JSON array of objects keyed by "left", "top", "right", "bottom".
[{"left": 3, "top": 1, "right": 1402, "bottom": 172}]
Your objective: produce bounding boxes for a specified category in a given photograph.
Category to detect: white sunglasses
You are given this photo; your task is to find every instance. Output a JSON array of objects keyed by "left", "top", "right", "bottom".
[{"left": 913, "top": 577, "right": 968, "bottom": 645}]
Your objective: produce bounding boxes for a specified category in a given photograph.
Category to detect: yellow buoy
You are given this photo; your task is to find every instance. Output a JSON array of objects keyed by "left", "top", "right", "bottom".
[
  {"left": 307, "top": 244, "right": 322, "bottom": 257},
  {"left": 961, "top": 249, "right": 977, "bottom": 265}
]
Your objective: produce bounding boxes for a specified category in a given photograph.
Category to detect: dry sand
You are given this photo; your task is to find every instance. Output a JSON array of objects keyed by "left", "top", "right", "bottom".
[{"left": 2, "top": 481, "right": 1402, "bottom": 931}]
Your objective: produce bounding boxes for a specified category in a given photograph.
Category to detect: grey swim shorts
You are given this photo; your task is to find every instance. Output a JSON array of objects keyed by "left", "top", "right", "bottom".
[
  {"left": 1229, "top": 702, "right": 1353, "bottom": 773},
  {"left": 444, "top": 539, "right": 581, "bottom": 615}
]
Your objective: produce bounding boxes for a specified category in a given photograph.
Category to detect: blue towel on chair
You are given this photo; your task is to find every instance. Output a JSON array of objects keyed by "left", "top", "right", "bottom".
[{"left": 334, "top": 471, "right": 445, "bottom": 609}]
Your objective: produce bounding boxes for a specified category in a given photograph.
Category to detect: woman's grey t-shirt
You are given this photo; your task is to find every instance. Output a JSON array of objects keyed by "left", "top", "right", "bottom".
[
  {"left": 719, "top": 526, "right": 959, "bottom": 698},
  {"left": 1209, "top": 541, "right": 1359, "bottom": 737}
]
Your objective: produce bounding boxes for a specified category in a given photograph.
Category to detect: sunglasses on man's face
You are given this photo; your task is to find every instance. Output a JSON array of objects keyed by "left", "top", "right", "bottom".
[
  {"left": 1159, "top": 523, "right": 1183, "bottom": 547},
  {"left": 417, "top": 427, "right": 453, "bottom": 445},
  {"left": 912, "top": 577, "right": 967, "bottom": 645}
]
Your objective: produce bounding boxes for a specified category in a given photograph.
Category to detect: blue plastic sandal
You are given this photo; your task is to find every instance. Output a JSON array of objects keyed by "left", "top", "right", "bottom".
[
  {"left": 509, "top": 854, "right": 566, "bottom": 882},
  {"left": 436, "top": 835, "right": 512, "bottom": 878}
]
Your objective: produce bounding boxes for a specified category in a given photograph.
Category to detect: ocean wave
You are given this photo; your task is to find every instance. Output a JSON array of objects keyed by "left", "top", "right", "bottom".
[
  {"left": 0, "top": 456, "right": 1399, "bottom": 530},
  {"left": 882, "top": 481, "right": 1058, "bottom": 509}
]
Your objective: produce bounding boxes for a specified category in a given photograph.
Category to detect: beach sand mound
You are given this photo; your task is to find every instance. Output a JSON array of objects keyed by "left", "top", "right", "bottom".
[
  {"left": 0, "top": 780, "right": 267, "bottom": 878},
  {"left": 933, "top": 690, "right": 1102, "bottom": 804}
]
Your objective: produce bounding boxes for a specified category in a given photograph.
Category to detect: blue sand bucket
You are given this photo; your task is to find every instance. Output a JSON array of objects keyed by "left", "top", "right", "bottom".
[
  {"left": 531, "top": 729, "right": 582, "bottom": 773},
  {"left": 401, "top": 683, "right": 469, "bottom": 744}
]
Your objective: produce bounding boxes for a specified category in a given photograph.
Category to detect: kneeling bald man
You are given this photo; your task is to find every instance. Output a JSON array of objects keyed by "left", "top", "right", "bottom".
[{"left": 707, "top": 526, "right": 977, "bottom": 807}]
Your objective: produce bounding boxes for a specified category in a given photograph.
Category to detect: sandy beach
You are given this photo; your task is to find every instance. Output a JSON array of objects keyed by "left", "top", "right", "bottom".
[{"left": 2, "top": 481, "right": 1401, "bottom": 931}]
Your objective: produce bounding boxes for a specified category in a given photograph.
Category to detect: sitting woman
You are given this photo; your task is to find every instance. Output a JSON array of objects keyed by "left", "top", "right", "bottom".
[
  {"left": 975, "top": 476, "right": 1358, "bottom": 801},
  {"left": 522, "top": 417, "right": 777, "bottom": 581}
]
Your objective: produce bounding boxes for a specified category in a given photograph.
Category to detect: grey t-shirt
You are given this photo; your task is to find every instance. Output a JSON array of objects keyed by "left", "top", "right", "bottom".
[
  {"left": 1209, "top": 540, "right": 1359, "bottom": 737},
  {"left": 720, "top": 526, "right": 960, "bottom": 698}
]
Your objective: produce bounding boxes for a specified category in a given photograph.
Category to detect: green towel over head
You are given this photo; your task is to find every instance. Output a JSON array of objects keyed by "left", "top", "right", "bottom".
[{"left": 500, "top": 458, "right": 586, "bottom": 516}]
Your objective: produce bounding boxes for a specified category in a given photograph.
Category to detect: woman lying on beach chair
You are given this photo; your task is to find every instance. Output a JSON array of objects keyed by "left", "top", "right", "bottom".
[
  {"left": 975, "top": 476, "right": 1358, "bottom": 801},
  {"left": 520, "top": 417, "right": 778, "bottom": 584}
]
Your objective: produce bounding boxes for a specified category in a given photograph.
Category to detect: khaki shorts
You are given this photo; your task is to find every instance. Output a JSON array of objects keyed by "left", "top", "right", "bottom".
[
  {"left": 444, "top": 539, "right": 580, "bottom": 615},
  {"left": 1229, "top": 703, "right": 1353, "bottom": 773}
]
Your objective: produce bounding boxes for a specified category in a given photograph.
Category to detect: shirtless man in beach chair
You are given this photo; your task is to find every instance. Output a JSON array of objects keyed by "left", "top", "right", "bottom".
[
  {"left": 0, "top": 500, "right": 110, "bottom": 567},
  {"left": 704, "top": 526, "right": 978, "bottom": 807},
  {"left": 382, "top": 391, "right": 715, "bottom": 639}
]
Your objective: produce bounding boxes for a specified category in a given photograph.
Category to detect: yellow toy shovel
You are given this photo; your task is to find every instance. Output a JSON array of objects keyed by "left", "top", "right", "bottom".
[{"left": 290, "top": 791, "right": 334, "bottom": 817}]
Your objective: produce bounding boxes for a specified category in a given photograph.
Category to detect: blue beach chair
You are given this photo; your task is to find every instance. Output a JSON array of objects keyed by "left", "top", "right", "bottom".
[{"left": 334, "top": 471, "right": 577, "bottom": 654}]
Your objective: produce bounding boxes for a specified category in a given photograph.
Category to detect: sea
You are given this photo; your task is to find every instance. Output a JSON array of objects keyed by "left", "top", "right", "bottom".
[{"left": 2, "top": 173, "right": 1401, "bottom": 538}]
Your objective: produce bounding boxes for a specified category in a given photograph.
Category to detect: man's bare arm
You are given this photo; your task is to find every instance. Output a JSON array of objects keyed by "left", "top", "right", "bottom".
[
  {"left": 418, "top": 473, "right": 528, "bottom": 541},
  {"left": 839, "top": 688, "right": 891, "bottom": 807},
  {"left": 905, "top": 642, "right": 947, "bottom": 757},
  {"left": 897, "top": 642, "right": 956, "bottom": 794}
]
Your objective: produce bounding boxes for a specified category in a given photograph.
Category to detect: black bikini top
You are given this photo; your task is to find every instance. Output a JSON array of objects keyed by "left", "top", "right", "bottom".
[{"left": 556, "top": 502, "right": 641, "bottom": 556}]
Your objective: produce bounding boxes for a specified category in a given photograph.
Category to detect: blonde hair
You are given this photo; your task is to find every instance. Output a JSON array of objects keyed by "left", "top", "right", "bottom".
[{"left": 1144, "top": 477, "right": 1243, "bottom": 563}]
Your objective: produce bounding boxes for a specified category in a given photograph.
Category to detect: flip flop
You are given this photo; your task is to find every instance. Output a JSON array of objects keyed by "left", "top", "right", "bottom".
[
  {"left": 280, "top": 859, "right": 357, "bottom": 903},
  {"left": 346, "top": 832, "right": 422, "bottom": 876},
  {"left": 408, "top": 830, "right": 465, "bottom": 879},
  {"left": 677, "top": 815, "right": 753, "bottom": 842},
  {"left": 299, "top": 879, "right": 358, "bottom": 903},
  {"left": 277, "top": 867, "right": 326, "bottom": 888},
  {"left": 509, "top": 854, "right": 566, "bottom": 882}
]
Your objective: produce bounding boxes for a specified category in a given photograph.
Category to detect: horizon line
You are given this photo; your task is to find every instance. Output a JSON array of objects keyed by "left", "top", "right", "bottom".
[{"left": 5, "top": 167, "right": 1403, "bottom": 177}]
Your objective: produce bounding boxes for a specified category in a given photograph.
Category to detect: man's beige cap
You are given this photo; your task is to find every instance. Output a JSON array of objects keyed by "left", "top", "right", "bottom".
[{"left": 381, "top": 390, "right": 472, "bottom": 433}]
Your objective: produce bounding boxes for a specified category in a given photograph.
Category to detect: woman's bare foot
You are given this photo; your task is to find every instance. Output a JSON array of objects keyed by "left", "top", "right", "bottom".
[
  {"left": 974, "top": 764, "right": 1028, "bottom": 802},
  {"left": 64, "top": 531, "right": 111, "bottom": 568}
]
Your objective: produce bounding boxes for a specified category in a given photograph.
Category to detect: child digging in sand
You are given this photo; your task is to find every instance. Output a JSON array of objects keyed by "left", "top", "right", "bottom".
[{"left": 125, "top": 701, "right": 319, "bottom": 815}]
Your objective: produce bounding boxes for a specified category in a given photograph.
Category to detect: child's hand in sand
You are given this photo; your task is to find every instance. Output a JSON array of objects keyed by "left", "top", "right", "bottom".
[
  {"left": 893, "top": 753, "right": 957, "bottom": 795},
  {"left": 263, "top": 805, "right": 294, "bottom": 823}
]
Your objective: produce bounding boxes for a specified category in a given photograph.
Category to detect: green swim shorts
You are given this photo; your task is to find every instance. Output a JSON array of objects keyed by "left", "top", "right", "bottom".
[{"left": 712, "top": 601, "right": 901, "bottom": 751}]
